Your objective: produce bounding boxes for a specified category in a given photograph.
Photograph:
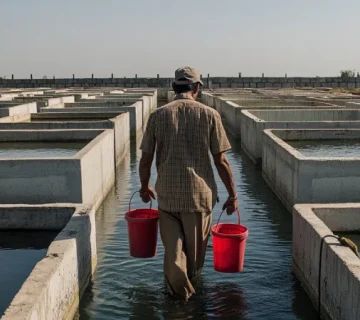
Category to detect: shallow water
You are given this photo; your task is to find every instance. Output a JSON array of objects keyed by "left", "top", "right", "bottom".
[
  {"left": 287, "top": 139, "right": 360, "bottom": 158},
  {"left": 0, "top": 230, "right": 58, "bottom": 316},
  {"left": 78, "top": 138, "right": 317, "bottom": 319},
  {"left": 0, "top": 141, "right": 89, "bottom": 158}
]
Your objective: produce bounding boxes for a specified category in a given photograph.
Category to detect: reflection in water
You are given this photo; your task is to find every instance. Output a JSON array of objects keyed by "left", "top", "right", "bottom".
[{"left": 78, "top": 136, "right": 318, "bottom": 319}]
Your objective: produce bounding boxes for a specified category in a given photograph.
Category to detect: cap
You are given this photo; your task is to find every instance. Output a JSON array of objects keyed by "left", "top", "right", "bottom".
[{"left": 174, "top": 66, "right": 203, "bottom": 86}]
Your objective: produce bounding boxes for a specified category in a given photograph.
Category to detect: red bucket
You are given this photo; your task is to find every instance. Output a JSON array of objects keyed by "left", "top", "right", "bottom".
[
  {"left": 125, "top": 192, "right": 159, "bottom": 258},
  {"left": 212, "top": 209, "right": 248, "bottom": 273}
]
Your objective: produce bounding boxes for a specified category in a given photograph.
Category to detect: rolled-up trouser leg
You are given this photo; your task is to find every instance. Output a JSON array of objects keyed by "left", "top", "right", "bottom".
[
  {"left": 181, "top": 212, "right": 212, "bottom": 282},
  {"left": 159, "top": 209, "right": 195, "bottom": 300}
]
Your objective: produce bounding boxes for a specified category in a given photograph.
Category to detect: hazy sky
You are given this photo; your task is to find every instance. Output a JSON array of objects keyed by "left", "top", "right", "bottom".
[{"left": 0, "top": 0, "right": 359, "bottom": 78}]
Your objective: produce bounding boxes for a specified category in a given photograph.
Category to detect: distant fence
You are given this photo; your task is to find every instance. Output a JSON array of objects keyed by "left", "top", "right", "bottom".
[{"left": 1, "top": 76, "right": 360, "bottom": 89}]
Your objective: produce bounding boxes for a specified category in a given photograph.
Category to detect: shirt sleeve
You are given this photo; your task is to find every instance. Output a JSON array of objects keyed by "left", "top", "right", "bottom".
[
  {"left": 140, "top": 112, "right": 156, "bottom": 153},
  {"left": 210, "top": 112, "right": 232, "bottom": 155}
]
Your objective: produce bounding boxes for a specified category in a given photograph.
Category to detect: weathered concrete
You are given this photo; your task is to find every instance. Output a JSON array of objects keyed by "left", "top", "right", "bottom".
[
  {"left": 293, "top": 203, "right": 360, "bottom": 320},
  {"left": 85, "top": 95, "right": 154, "bottom": 120},
  {"left": 2, "top": 204, "right": 97, "bottom": 320},
  {"left": 202, "top": 92, "right": 338, "bottom": 137},
  {"left": 45, "top": 101, "right": 143, "bottom": 137},
  {"left": 0, "top": 102, "right": 37, "bottom": 117},
  {"left": 0, "top": 113, "right": 130, "bottom": 166},
  {"left": 262, "top": 129, "right": 360, "bottom": 211},
  {"left": 31, "top": 112, "right": 124, "bottom": 120},
  {"left": 0, "top": 114, "right": 31, "bottom": 123},
  {"left": 0, "top": 101, "right": 47, "bottom": 112},
  {"left": 13, "top": 96, "right": 75, "bottom": 107},
  {"left": 241, "top": 109, "right": 360, "bottom": 163},
  {"left": 0, "top": 129, "right": 115, "bottom": 207},
  {"left": 81, "top": 95, "right": 153, "bottom": 122},
  {"left": 167, "top": 90, "right": 175, "bottom": 102}
]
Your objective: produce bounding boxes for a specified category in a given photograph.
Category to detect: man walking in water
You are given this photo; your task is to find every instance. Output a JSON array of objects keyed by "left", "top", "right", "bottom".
[{"left": 139, "top": 66, "right": 238, "bottom": 300}]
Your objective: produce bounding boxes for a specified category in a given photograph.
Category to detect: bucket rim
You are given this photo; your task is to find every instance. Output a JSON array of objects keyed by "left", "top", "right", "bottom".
[
  {"left": 211, "top": 223, "right": 249, "bottom": 239},
  {"left": 125, "top": 209, "right": 159, "bottom": 221}
]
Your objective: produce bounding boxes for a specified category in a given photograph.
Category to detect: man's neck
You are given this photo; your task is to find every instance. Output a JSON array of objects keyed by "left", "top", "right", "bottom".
[{"left": 174, "top": 92, "right": 195, "bottom": 101}]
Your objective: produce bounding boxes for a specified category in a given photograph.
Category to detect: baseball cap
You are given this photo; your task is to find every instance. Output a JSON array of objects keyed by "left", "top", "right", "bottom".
[{"left": 174, "top": 66, "right": 204, "bottom": 86}]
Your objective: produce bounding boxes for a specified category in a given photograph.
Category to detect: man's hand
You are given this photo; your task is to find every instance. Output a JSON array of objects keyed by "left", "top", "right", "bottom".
[
  {"left": 139, "top": 185, "right": 156, "bottom": 203},
  {"left": 222, "top": 198, "right": 239, "bottom": 215}
]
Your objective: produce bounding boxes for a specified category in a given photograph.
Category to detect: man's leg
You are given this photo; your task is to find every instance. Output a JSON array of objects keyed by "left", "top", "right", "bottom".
[
  {"left": 159, "top": 209, "right": 195, "bottom": 300},
  {"left": 181, "top": 212, "right": 212, "bottom": 282}
]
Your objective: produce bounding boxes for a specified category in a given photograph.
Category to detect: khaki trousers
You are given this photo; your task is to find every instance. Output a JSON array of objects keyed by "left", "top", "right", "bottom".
[{"left": 159, "top": 209, "right": 212, "bottom": 300}]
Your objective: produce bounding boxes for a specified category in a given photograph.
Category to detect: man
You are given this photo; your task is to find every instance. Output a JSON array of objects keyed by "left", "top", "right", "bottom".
[{"left": 139, "top": 66, "right": 238, "bottom": 300}]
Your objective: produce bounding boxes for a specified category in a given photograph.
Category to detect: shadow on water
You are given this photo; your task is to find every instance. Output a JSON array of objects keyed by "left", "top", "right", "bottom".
[{"left": 78, "top": 130, "right": 318, "bottom": 319}]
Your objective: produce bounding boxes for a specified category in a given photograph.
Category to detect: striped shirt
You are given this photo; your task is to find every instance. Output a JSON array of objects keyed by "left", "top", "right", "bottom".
[{"left": 140, "top": 94, "right": 231, "bottom": 213}]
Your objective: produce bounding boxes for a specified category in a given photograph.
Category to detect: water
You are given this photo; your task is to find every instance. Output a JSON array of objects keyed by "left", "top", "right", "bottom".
[
  {"left": 287, "top": 139, "right": 360, "bottom": 158},
  {"left": 0, "top": 230, "right": 58, "bottom": 316},
  {"left": 78, "top": 138, "right": 318, "bottom": 319},
  {"left": 0, "top": 141, "right": 89, "bottom": 158}
]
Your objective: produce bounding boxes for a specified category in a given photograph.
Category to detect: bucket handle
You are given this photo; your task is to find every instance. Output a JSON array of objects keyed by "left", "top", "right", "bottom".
[
  {"left": 129, "top": 191, "right": 153, "bottom": 213},
  {"left": 216, "top": 208, "right": 241, "bottom": 227}
]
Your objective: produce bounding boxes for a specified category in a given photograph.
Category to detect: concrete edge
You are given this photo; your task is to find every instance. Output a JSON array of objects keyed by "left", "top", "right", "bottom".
[
  {"left": 292, "top": 203, "right": 360, "bottom": 320},
  {"left": 1, "top": 204, "right": 97, "bottom": 320},
  {"left": 74, "top": 129, "right": 112, "bottom": 159}
]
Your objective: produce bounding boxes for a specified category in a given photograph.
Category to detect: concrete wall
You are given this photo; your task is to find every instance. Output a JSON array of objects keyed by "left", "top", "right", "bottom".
[
  {"left": 80, "top": 95, "right": 153, "bottom": 129},
  {"left": 292, "top": 204, "right": 360, "bottom": 320},
  {"left": 31, "top": 112, "right": 124, "bottom": 121},
  {"left": 79, "top": 130, "right": 115, "bottom": 210},
  {"left": 0, "top": 114, "right": 30, "bottom": 123},
  {"left": 2, "top": 76, "right": 360, "bottom": 88},
  {"left": 0, "top": 129, "right": 115, "bottom": 207},
  {"left": 92, "top": 92, "right": 156, "bottom": 111},
  {"left": 112, "top": 112, "right": 130, "bottom": 165},
  {"left": 202, "top": 93, "right": 339, "bottom": 138},
  {"left": 0, "top": 205, "right": 75, "bottom": 230},
  {"left": 0, "top": 113, "right": 130, "bottom": 166},
  {"left": 2, "top": 205, "right": 97, "bottom": 320},
  {"left": 262, "top": 129, "right": 360, "bottom": 211},
  {"left": 241, "top": 109, "right": 360, "bottom": 163},
  {"left": 0, "top": 102, "right": 37, "bottom": 118},
  {"left": 12, "top": 96, "right": 75, "bottom": 107},
  {"left": 167, "top": 90, "right": 175, "bottom": 102},
  {"left": 44, "top": 102, "right": 142, "bottom": 137}
]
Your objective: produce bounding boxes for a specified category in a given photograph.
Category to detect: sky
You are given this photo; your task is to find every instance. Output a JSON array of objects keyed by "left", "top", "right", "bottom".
[{"left": 0, "top": 0, "right": 359, "bottom": 78}]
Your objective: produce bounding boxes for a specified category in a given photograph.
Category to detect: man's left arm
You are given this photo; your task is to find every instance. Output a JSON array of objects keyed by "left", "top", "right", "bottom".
[{"left": 139, "top": 151, "right": 156, "bottom": 202}]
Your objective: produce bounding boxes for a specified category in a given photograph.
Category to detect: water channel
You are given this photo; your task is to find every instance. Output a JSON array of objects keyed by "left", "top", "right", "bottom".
[{"left": 77, "top": 135, "right": 318, "bottom": 319}]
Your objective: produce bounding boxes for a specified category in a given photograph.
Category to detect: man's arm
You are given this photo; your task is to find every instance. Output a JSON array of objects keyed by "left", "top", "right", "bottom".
[
  {"left": 213, "top": 152, "right": 238, "bottom": 214},
  {"left": 210, "top": 112, "right": 238, "bottom": 214},
  {"left": 139, "top": 151, "right": 156, "bottom": 202},
  {"left": 139, "top": 113, "right": 157, "bottom": 203}
]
